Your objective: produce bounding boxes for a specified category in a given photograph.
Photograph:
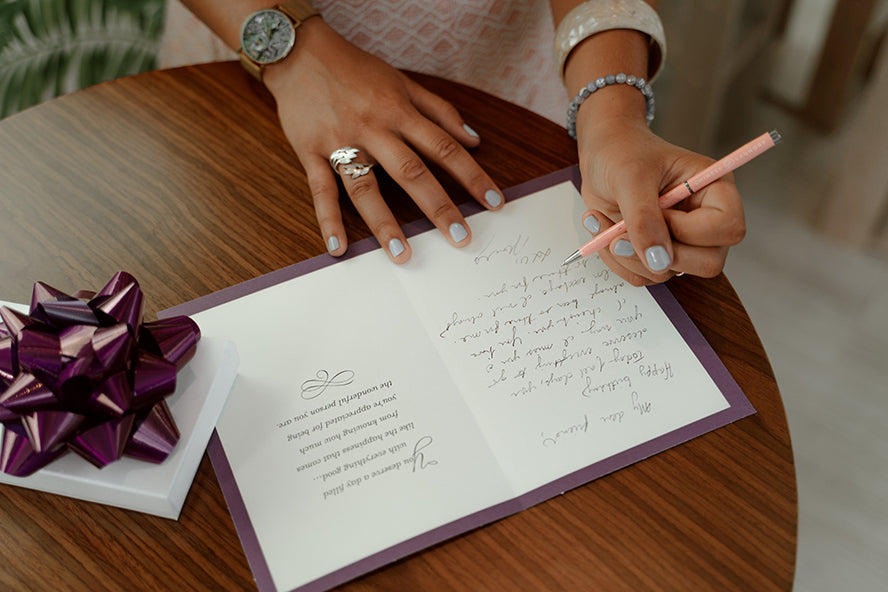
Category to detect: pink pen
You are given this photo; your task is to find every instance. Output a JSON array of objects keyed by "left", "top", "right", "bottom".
[{"left": 561, "top": 129, "right": 782, "bottom": 266}]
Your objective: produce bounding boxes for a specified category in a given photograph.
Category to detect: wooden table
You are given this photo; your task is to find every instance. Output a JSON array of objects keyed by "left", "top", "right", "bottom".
[{"left": 0, "top": 62, "right": 796, "bottom": 591}]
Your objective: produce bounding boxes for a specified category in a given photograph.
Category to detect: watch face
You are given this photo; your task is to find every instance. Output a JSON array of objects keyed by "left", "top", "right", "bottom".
[{"left": 240, "top": 9, "right": 296, "bottom": 65}]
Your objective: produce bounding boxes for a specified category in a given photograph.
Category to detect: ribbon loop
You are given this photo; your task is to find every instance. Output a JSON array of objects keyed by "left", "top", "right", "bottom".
[{"left": 0, "top": 272, "right": 200, "bottom": 476}]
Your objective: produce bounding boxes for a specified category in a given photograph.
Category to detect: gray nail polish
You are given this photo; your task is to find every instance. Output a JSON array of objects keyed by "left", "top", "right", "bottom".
[
  {"left": 449, "top": 222, "right": 468, "bottom": 243},
  {"left": 583, "top": 216, "right": 600, "bottom": 235},
  {"left": 485, "top": 189, "right": 502, "bottom": 208},
  {"left": 327, "top": 236, "right": 339, "bottom": 253},
  {"left": 645, "top": 245, "right": 671, "bottom": 271},
  {"left": 463, "top": 123, "right": 480, "bottom": 138},
  {"left": 388, "top": 238, "right": 405, "bottom": 258},
  {"left": 614, "top": 240, "right": 634, "bottom": 257}
]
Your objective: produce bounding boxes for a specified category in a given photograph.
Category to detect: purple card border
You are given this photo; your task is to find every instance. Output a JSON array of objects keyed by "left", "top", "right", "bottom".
[{"left": 163, "top": 166, "right": 755, "bottom": 592}]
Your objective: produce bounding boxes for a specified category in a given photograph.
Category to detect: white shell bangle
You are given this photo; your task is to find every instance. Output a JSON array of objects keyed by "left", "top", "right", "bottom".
[
  {"left": 566, "top": 73, "right": 654, "bottom": 139},
  {"left": 554, "top": 0, "right": 667, "bottom": 83}
]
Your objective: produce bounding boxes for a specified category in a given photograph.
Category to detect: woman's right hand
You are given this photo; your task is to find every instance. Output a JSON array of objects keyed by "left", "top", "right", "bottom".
[{"left": 575, "top": 115, "right": 746, "bottom": 286}]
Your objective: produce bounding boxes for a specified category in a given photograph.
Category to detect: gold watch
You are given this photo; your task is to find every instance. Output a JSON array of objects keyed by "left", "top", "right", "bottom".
[{"left": 238, "top": 0, "right": 320, "bottom": 81}]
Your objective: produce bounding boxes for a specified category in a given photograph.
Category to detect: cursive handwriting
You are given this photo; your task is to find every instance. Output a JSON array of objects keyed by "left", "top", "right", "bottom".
[
  {"left": 432, "top": 240, "right": 687, "bottom": 434},
  {"left": 474, "top": 233, "right": 552, "bottom": 266},
  {"left": 540, "top": 414, "right": 589, "bottom": 446},
  {"left": 474, "top": 234, "right": 529, "bottom": 265}
]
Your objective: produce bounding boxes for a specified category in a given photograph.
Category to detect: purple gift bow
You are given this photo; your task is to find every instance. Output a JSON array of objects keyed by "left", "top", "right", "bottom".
[{"left": 0, "top": 272, "right": 199, "bottom": 477}]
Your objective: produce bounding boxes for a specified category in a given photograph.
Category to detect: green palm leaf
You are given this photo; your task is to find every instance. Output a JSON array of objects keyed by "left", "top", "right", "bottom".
[{"left": 0, "top": 0, "right": 164, "bottom": 118}]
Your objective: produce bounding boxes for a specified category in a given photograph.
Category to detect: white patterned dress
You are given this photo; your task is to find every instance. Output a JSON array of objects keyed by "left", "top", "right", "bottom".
[{"left": 159, "top": 0, "right": 568, "bottom": 124}]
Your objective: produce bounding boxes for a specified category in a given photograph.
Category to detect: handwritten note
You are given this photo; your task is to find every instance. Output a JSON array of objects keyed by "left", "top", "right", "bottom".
[
  {"left": 397, "top": 182, "right": 730, "bottom": 492},
  {"left": 183, "top": 176, "right": 747, "bottom": 592}
]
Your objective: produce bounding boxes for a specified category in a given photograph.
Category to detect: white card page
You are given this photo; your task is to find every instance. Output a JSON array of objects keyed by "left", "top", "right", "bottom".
[{"left": 185, "top": 177, "right": 745, "bottom": 592}]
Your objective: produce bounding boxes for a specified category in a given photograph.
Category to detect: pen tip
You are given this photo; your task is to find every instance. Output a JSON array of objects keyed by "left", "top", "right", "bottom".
[
  {"left": 769, "top": 129, "right": 782, "bottom": 144},
  {"left": 562, "top": 251, "right": 582, "bottom": 266}
]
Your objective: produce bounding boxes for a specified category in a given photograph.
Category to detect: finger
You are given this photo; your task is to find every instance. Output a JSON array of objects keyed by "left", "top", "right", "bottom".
[
  {"left": 400, "top": 116, "right": 505, "bottom": 211},
  {"left": 581, "top": 211, "right": 602, "bottom": 236},
  {"left": 581, "top": 214, "right": 655, "bottom": 286},
  {"left": 669, "top": 242, "right": 730, "bottom": 279},
  {"left": 371, "top": 135, "right": 475, "bottom": 248},
  {"left": 598, "top": 239, "right": 654, "bottom": 286},
  {"left": 663, "top": 182, "right": 746, "bottom": 247},
  {"left": 612, "top": 236, "right": 730, "bottom": 280},
  {"left": 613, "top": 173, "right": 675, "bottom": 275},
  {"left": 303, "top": 153, "right": 348, "bottom": 256},
  {"left": 407, "top": 80, "right": 482, "bottom": 149},
  {"left": 339, "top": 167, "right": 412, "bottom": 263},
  {"left": 606, "top": 233, "right": 672, "bottom": 285}
]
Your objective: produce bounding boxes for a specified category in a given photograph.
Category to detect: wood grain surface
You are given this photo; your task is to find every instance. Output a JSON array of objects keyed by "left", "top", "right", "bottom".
[{"left": 0, "top": 62, "right": 796, "bottom": 591}]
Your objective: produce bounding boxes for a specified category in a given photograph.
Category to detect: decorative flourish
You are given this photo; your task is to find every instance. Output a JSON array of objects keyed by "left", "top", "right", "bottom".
[
  {"left": 300, "top": 369, "right": 355, "bottom": 400},
  {"left": 409, "top": 436, "right": 438, "bottom": 472},
  {"left": 0, "top": 271, "right": 200, "bottom": 477}
]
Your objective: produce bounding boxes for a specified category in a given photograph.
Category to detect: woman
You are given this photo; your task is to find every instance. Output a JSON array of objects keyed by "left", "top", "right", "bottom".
[{"left": 160, "top": 0, "right": 745, "bottom": 285}]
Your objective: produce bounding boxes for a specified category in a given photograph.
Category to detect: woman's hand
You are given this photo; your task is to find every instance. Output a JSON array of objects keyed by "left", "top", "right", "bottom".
[
  {"left": 576, "top": 116, "right": 746, "bottom": 285},
  {"left": 263, "top": 20, "right": 504, "bottom": 263}
]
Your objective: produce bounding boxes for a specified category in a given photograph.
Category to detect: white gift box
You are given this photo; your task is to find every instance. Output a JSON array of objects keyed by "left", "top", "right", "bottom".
[{"left": 0, "top": 301, "right": 238, "bottom": 519}]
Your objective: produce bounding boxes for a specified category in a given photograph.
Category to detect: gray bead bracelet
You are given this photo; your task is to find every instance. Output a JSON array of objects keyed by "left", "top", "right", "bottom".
[{"left": 566, "top": 73, "right": 655, "bottom": 139}]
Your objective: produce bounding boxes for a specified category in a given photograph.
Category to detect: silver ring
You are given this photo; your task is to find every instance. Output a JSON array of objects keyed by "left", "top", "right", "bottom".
[{"left": 329, "top": 147, "right": 374, "bottom": 179}]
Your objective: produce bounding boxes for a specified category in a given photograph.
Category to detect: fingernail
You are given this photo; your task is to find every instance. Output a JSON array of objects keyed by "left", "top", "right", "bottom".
[
  {"left": 463, "top": 123, "right": 479, "bottom": 138},
  {"left": 645, "top": 245, "right": 671, "bottom": 271},
  {"left": 614, "top": 240, "right": 634, "bottom": 257},
  {"left": 485, "top": 189, "right": 502, "bottom": 208},
  {"left": 327, "top": 236, "right": 339, "bottom": 253},
  {"left": 583, "top": 216, "right": 600, "bottom": 235},
  {"left": 449, "top": 222, "right": 468, "bottom": 244},
  {"left": 388, "top": 238, "right": 405, "bottom": 258}
]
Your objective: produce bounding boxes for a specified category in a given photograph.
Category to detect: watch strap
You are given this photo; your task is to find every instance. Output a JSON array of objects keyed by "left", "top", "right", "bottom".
[
  {"left": 238, "top": 0, "right": 320, "bottom": 81},
  {"left": 239, "top": 52, "right": 264, "bottom": 81},
  {"left": 277, "top": 0, "right": 320, "bottom": 26}
]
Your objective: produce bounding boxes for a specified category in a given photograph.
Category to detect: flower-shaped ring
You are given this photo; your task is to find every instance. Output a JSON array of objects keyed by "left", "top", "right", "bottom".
[{"left": 329, "top": 147, "right": 375, "bottom": 179}]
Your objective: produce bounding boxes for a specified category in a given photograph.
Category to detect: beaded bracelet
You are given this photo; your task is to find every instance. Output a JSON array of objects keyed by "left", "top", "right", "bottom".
[{"left": 566, "top": 73, "right": 655, "bottom": 140}]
